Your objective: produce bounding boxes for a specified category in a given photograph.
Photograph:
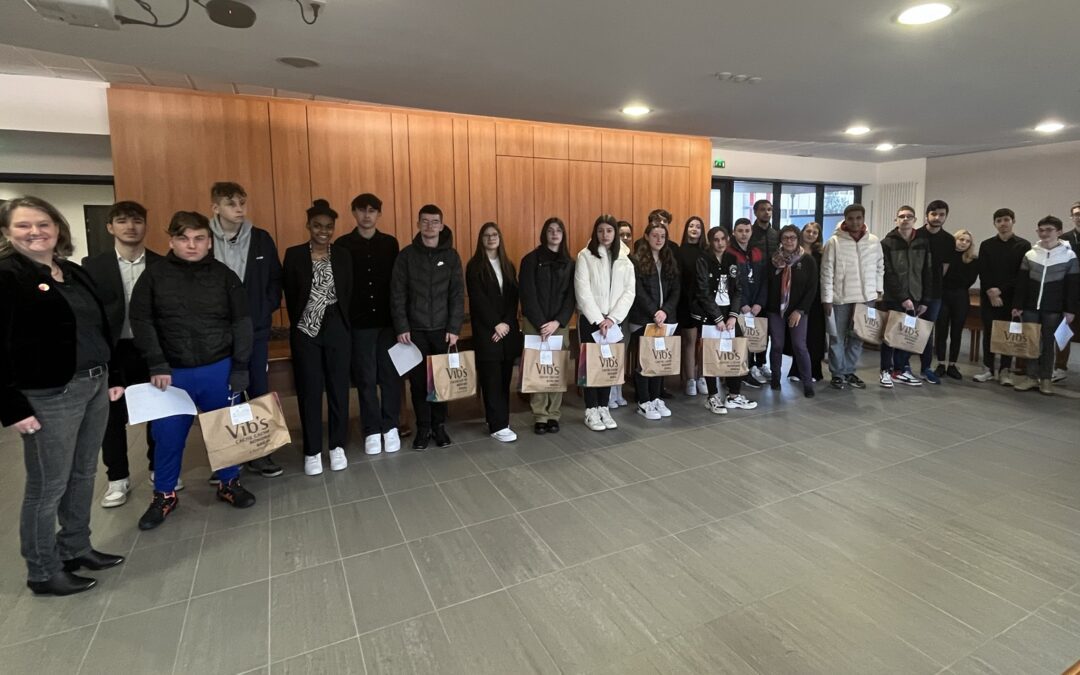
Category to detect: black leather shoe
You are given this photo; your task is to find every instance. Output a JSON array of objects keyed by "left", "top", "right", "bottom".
[
  {"left": 27, "top": 570, "right": 97, "bottom": 596},
  {"left": 63, "top": 549, "right": 125, "bottom": 572},
  {"left": 545, "top": 420, "right": 560, "bottom": 434},
  {"left": 533, "top": 422, "right": 547, "bottom": 435},
  {"left": 412, "top": 429, "right": 431, "bottom": 451},
  {"left": 433, "top": 425, "right": 452, "bottom": 447}
]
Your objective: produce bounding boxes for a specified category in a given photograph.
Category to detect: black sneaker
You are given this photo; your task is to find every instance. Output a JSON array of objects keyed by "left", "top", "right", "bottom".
[
  {"left": 845, "top": 374, "right": 866, "bottom": 389},
  {"left": 533, "top": 422, "right": 547, "bottom": 435},
  {"left": 216, "top": 479, "right": 256, "bottom": 508},
  {"left": 946, "top": 365, "right": 962, "bottom": 380},
  {"left": 770, "top": 379, "right": 781, "bottom": 391},
  {"left": 412, "top": 429, "right": 431, "bottom": 451},
  {"left": 433, "top": 425, "right": 452, "bottom": 447},
  {"left": 246, "top": 455, "right": 284, "bottom": 478},
  {"left": 545, "top": 419, "right": 560, "bottom": 434},
  {"left": 741, "top": 375, "right": 762, "bottom": 389},
  {"left": 138, "top": 491, "right": 178, "bottom": 530},
  {"left": 934, "top": 364, "right": 947, "bottom": 377},
  {"left": 804, "top": 387, "right": 816, "bottom": 398},
  {"left": 830, "top": 376, "right": 847, "bottom": 390}
]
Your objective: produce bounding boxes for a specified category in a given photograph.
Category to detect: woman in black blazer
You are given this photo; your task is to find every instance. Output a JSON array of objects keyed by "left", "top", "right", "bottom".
[
  {"left": 283, "top": 200, "right": 353, "bottom": 476},
  {"left": 1, "top": 196, "right": 125, "bottom": 596},
  {"left": 466, "top": 222, "right": 522, "bottom": 442}
]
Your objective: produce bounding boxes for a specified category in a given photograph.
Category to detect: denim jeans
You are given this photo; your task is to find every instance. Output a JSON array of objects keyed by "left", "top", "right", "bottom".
[
  {"left": 19, "top": 372, "right": 109, "bottom": 581},
  {"left": 827, "top": 303, "right": 865, "bottom": 378},
  {"left": 917, "top": 298, "right": 942, "bottom": 371},
  {"left": 1023, "top": 310, "right": 1063, "bottom": 380},
  {"left": 880, "top": 301, "right": 914, "bottom": 372}
]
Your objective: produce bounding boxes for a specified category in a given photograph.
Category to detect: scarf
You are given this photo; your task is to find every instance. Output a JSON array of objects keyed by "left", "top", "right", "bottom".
[
  {"left": 209, "top": 216, "right": 253, "bottom": 281},
  {"left": 771, "top": 248, "right": 802, "bottom": 313},
  {"left": 844, "top": 223, "right": 868, "bottom": 243}
]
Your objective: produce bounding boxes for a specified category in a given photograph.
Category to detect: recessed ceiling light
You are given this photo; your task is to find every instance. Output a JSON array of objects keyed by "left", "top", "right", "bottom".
[
  {"left": 845, "top": 125, "right": 871, "bottom": 136},
  {"left": 897, "top": 3, "right": 953, "bottom": 25},
  {"left": 1034, "top": 120, "right": 1065, "bottom": 133},
  {"left": 876, "top": 143, "right": 896, "bottom": 152},
  {"left": 277, "top": 56, "right": 320, "bottom": 69},
  {"left": 621, "top": 105, "right": 651, "bottom": 117}
]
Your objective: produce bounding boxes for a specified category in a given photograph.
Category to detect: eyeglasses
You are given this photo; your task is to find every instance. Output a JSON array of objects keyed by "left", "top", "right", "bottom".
[
  {"left": 483, "top": 233, "right": 500, "bottom": 239},
  {"left": 897, "top": 214, "right": 916, "bottom": 220}
]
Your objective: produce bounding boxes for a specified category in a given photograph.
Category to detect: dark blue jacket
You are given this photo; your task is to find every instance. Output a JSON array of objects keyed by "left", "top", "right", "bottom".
[{"left": 243, "top": 227, "right": 283, "bottom": 338}]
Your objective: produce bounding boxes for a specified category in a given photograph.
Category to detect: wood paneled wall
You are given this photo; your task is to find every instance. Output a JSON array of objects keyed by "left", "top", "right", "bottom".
[{"left": 107, "top": 87, "right": 712, "bottom": 266}]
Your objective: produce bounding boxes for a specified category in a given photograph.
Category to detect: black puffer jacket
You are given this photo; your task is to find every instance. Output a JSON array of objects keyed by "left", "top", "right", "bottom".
[
  {"left": 390, "top": 228, "right": 465, "bottom": 335},
  {"left": 129, "top": 252, "right": 253, "bottom": 375},
  {"left": 881, "top": 228, "right": 932, "bottom": 305},
  {"left": 627, "top": 255, "right": 680, "bottom": 327},
  {"left": 518, "top": 245, "right": 575, "bottom": 330},
  {"left": 693, "top": 252, "right": 742, "bottom": 324}
]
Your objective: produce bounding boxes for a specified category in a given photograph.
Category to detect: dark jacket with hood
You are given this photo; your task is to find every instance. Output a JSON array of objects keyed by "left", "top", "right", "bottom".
[
  {"left": 627, "top": 252, "right": 681, "bottom": 327},
  {"left": 466, "top": 256, "right": 522, "bottom": 361},
  {"left": 390, "top": 228, "right": 465, "bottom": 335},
  {"left": 692, "top": 251, "right": 742, "bottom": 324},
  {"left": 881, "top": 227, "right": 933, "bottom": 305},
  {"left": 518, "top": 236, "right": 575, "bottom": 330},
  {"left": 728, "top": 239, "right": 767, "bottom": 309},
  {"left": 211, "top": 222, "right": 281, "bottom": 339}
]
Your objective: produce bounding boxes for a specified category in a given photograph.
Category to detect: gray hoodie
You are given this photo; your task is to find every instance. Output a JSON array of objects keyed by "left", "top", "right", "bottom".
[{"left": 209, "top": 216, "right": 253, "bottom": 282}]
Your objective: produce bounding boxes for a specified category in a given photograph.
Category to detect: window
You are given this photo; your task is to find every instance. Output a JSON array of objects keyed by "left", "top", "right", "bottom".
[
  {"left": 709, "top": 188, "right": 723, "bottom": 230},
  {"left": 779, "top": 184, "right": 817, "bottom": 229},
  {"left": 710, "top": 177, "right": 861, "bottom": 239},
  {"left": 823, "top": 185, "right": 857, "bottom": 240},
  {"left": 732, "top": 181, "right": 773, "bottom": 223}
]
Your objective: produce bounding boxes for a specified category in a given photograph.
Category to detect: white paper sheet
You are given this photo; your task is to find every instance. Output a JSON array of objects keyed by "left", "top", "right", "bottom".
[
  {"left": 701, "top": 324, "right": 722, "bottom": 339},
  {"left": 1054, "top": 318, "right": 1074, "bottom": 350},
  {"left": 523, "top": 334, "right": 564, "bottom": 351},
  {"left": 124, "top": 383, "right": 197, "bottom": 425},
  {"left": 591, "top": 324, "right": 624, "bottom": 344},
  {"left": 389, "top": 342, "right": 424, "bottom": 375}
]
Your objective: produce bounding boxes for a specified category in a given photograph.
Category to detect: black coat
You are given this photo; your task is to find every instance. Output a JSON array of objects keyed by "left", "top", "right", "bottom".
[
  {"left": 881, "top": 228, "right": 933, "bottom": 305},
  {"left": 0, "top": 253, "right": 117, "bottom": 426},
  {"left": 466, "top": 257, "right": 523, "bottom": 361},
  {"left": 676, "top": 243, "right": 706, "bottom": 323},
  {"left": 692, "top": 252, "right": 742, "bottom": 324},
  {"left": 628, "top": 256, "right": 680, "bottom": 327},
  {"left": 81, "top": 247, "right": 163, "bottom": 340},
  {"left": 282, "top": 243, "right": 353, "bottom": 330},
  {"left": 239, "top": 227, "right": 282, "bottom": 338},
  {"left": 390, "top": 229, "right": 465, "bottom": 335},
  {"left": 766, "top": 254, "right": 819, "bottom": 316},
  {"left": 518, "top": 246, "right": 575, "bottom": 330},
  {"left": 130, "top": 252, "right": 253, "bottom": 375}
]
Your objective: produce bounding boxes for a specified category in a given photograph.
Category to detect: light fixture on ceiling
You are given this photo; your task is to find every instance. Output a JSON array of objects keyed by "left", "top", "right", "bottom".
[
  {"left": 621, "top": 105, "right": 651, "bottom": 117},
  {"left": 712, "top": 72, "right": 764, "bottom": 84},
  {"left": 278, "top": 56, "right": 320, "bottom": 69},
  {"left": 205, "top": 0, "right": 256, "bottom": 28},
  {"left": 876, "top": 143, "right": 896, "bottom": 152},
  {"left": 1034, "top": 120, "right": 1065, "bottom": 133},
  {"left": 897, "top": 3, "right": 953, "bottom": 25},
  {"left": 845, "top": 125, "right": 871, "bottom": 136}
]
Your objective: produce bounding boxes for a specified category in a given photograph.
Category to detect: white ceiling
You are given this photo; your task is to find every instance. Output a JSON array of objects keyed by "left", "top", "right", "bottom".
[{"left": 1, "top": 0, "right": 1077, "bottom": 162}]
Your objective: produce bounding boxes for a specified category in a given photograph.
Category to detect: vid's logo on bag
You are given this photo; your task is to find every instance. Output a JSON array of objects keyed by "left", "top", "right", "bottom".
[
  {"left": 651, "top": 348, "right": 672, "bottom": 360},
  {"left": 226, "top": 418, "right": 272, "bottom": 440},
  {"left": 1003, "top": 332, "right": 1029, "bottom": 344},
  {"left": 714, "top": 349, "right": 743, "bottom": 362},
  {"left": 598, "top": 355, "right": 620, "bottom": 369},
  {"left": 534, "top": 362, "right": 561, "bottom": 375},
  {"left": 444, "top": 367, "right": 469, "bottom": 380}
]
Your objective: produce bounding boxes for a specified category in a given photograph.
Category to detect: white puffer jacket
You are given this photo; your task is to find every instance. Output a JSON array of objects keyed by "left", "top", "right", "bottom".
[
  {"left": 820, "top": 229, "right": 885, "bottom": 304},
  {"left": 574, "top": 243, "right": 636, "bottom": 325}
]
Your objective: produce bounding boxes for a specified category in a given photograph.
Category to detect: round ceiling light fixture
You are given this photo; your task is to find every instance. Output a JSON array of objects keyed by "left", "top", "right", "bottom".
[
  {"left": 897, "top": 3, "right": 953, "bottom": 25},
  {"left": 1034, "top": 120, "right": 1065, "bottom": 133},
  {"left": 845, "top": 125, "right": 871, "bottom": 136},
  {"left": 277, "top": 57, "right": 321, "bottom": 69},
  {"left": 876, "top": 143, "right": 896, "bottom": 152},
  {"left": 621, "top": 105, "right": 651, "bottom": 117},
  {"left": 205, "top": 0, "right": 256, "bottom": 28}
]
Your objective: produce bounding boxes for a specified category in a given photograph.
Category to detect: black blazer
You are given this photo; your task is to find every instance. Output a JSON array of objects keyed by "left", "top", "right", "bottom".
[
  {"left": 1, "top": 253, "right": 116, "bottom": 426},
  {"left": 82, "top": 247, "right": 163, "bottom": 340},
  {"left": 466, "top": 257, "right": 522, "bottom": 361},
  {"left": 282, "top": 243, "right": 353, "bottom": 331}
]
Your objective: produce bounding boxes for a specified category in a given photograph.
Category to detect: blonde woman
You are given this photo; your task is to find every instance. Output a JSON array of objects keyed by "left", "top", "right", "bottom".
[{"left": 934, "top": 228, "right": 979, "bottom": 379}]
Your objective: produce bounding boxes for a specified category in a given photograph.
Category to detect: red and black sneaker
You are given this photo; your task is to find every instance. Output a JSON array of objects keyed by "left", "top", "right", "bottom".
[
  {"left": 138, "top": 491, "right": 178, "bottom": 530},
  {"left": 216, "top": 478, "right": 256, "bottom": 509}
]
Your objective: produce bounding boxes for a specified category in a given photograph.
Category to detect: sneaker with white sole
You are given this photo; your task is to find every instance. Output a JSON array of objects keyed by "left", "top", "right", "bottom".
[
  {"left": 697, "top": 377, "right": 707, "bottom": 393},
  {"left": 972, "top": 368, "right": 994, "bottom": 383},
  {"left": 879, "top": 370, "right": 895, "bottom": 388},
  {"left": 652, "top": 399, "right": 672, "bottom": 418},
  {"left": 894, "top": 369, "right": 923, "bottom": 386},
  {"left": 725, "top": 394, "right": 758, "bottom": 410},
  {"left": 598, "top": 407, "right": 618, "bottom": 429},
  {"left": 149, "top": 472, "right": 184, "bottom": 491},
  {"left": 328, "top": 447, "right": 348, "bottom": 471},
  {"left": 383, "top": 428, "right": 401, "bottom": 453},
  {"left": 613, "top": 385, "right": 628, "bottom": 407},
  {"left": 584, "top": 407, "right": 606, "bottom": 431},
  {"left": 999, "top": 370, "right": 1014, "bottom": 387},
  {"left": 304, "top": 454, "right": 324, "bottom": 476},
  {"left": 750, "top": 366, "right": 767, "bottom": 384},
  {"left": 685, "top": 379, "right": 698, "bottom": 396},
  {"left": 705, "top": 394, "right": 728, "bottom": 415},
  {"left": 101, "top": 478, "right": 130, "bottom": 508},
  {"left": 760, "top": 365, "right": 772, "bottom": 379},
  {"left": 608, "top": 397, "right": 619, "bottom": 409},
  {"left": 491, "top": 428, "right": 518, "bottom": 442},
  {"left": 364, "top": 434, "right": 381, "bottom": 456},
  {"left": 637, "top": 401, "right": 662, "bottom": 420},
  {"left": 1051, "top": 368, "right": 1067, "bottom": 383}
]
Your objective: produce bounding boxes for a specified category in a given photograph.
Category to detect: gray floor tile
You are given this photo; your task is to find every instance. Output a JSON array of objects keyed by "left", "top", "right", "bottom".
[
  {"left": 332, "top": 497, "right": 404, "bottom": 557},
  {"left": 105, "top": 537, "right": 202, "bottom": 619},
  {"left": 176, "top": 581, "right": 269, "bottom": 674},
  {"left": 673, "top": 425, "right": 758, "bottom": 460},
  {"left": 614, "top": 478, "right": 714, "bottom": 533},
  {"left": 644, "top": 621, "right": 764, "bottom": 675},
  {"left": 1035, "top": 590, "right": 1080, "bottom": 637},
  {"left": 945, "top": 641, "right": 1056, "bottom": 675},
  {"left": 438, "top": 474, "right": 515, "bottom": 525},
  {"left": 704, "top": 446, "right": 845, "bottom": 506},
  {"left": 373, "top": 453, "right": 435, "bottom": 493},
  {"left": 270, "top": 474, "right": 330, "bottom": 519},
  {"left": 605, "top": 440, "right": 686, "bottom": 478},
  {"left": 0, "top": 569, "right": 115, "bottom": 646},
  {"left": 270, "top": 508, "right": 340, "bottom": 575},
  {"left": 462, "top": 440, "right": 527, "bottom": 472},
  {"left": 386, "top": 484, "right": 462, "bottom": 541},
  {"left": 647, "top": 470, "right": 755, "bottom": 520},
  {"left": 359, "top": 613, "right": 462, "bottom": 675},
  {"left": 569, "top": 450, "right": 649, "bottom": 487},
  {"left": 0, "top": 625, "right": 94, "bottom": 674},
  {"left": 341, "top": 543, "right": 433, "bottom": 634},
  {"left": 528, "top": 456, "right": 610, "bottom": 499},
  {"left": 408, "top": 529, "right": 501, "bottom": 608},
  {"left": 324, "top": 461, "right": 383, "bottom": 505},
  {"left": 994, "top": 614, "right": 1080, "bottom": 673},
  {"left": 468, "top": 515, "right": 563, "bottom": 586},
  {"left": 486, "top": 465, "right": 563, "bottom": 511},
  {"left": 193, "top": 522, "right": 270, "bottom": 595},
  {"left": 440, "top": 591, "right": 559, "bottom": 674},
  {"left": 521, "top": 502, "right": 621, "bottom": 565},
  {"left": 80, "top": 603, "right": 185, "bottom": 675},
  {"left": 761, "top": 492, "right": 899, "bottom": 559},
  {"left": 269, "top": 562, "right": 356, "bottom": 661},
  {"left": 420, "top": 446, "right": 482, "bottom": 482},
  {"left": 512, "top": 436, "right": 569, "bottom": 464},
  {"left": 569, "top": 491, "right": 666, "bottom": 549},
  {"left": 270, "top": 638, "right": 365, "bottom": 675},
  {"left": 204, "top": 486, "right": 271, "bottom": 534}
]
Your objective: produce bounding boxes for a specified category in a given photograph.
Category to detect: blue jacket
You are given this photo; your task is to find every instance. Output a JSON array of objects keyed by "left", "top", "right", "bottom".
[{"left": 242, "top": 227, "right": 282, "bottom": 338}]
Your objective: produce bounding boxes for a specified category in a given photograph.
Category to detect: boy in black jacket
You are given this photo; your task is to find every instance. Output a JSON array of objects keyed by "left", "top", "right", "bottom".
[
  {"left": 879, "top": 205, "right": 933, "bottom": 387},
  {"left": 729, "top": 218, "right": 767, "bottom": 388},
  {"left": 974, "top": 208, "right": 1031, "bottom": 385}
]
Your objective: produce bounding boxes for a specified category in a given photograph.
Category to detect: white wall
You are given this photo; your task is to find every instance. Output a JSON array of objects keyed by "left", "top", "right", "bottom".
[
  {"left": 0, "top": 183, "right": 117, "bottom": 261},
  {"left": 0, "top": 74, "right": 110, "bottom": 135},
  {"left": 0, "top": 130, "right": 114, "bottom": 176},
  {"left": 926, "top": 141, "right": 1080, "bottom": 244}
]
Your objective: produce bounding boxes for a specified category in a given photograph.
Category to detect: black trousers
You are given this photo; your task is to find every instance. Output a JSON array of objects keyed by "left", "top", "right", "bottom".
[
  {"left": 101, "top": 338, "right": 155, "bottom": 481},
  {"left": 579, "top": 321, "right": 611, "bottom": 408},
  {"left": 980, "top": 294, "right": 1014, "bottom": 371},
  {"left": 350, "top": 326, "right": 402, "bottom": 436},
  {"left": 936, "top": 287, "right": 969, "bottom": 364},
  {"left": 291, "top": 311, "right": 350, "bottom": 456},
  {"left": 408, "top": 329, "right": 449, "bottom": 431},
  {"left": 630, "top": 329, "right": 662, "bottom": 404},
  {"left": 478, "top": 358, "right": 514, "bottom": 432}
]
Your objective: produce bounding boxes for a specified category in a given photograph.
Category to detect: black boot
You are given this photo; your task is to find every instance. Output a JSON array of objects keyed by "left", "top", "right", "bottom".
[
  {"left": 27, "top": 570, "right": 97, "bottom": 596},
  {"left": 63, "top": 549, "right": 125, "bottom": 572},
  {"left": 433, "top": 425, "right": 452, "bottom": 448},
  {"left": 412, "top": 428, "right": 431, "bottom": 451}
]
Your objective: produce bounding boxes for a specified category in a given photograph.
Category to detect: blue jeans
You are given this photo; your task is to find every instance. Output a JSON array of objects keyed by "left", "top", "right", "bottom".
[
  {"left": 152, "top": 358, "right": 240, "bottom": 492},
  {"left": 917, "top": 298, "right": 942, "bottom": 371},
  {"left": 827, "top": 303, "right": 864, "bottom": 377},
  {"left": 880, "top": 302, "right": 914, "bottom": 372}
]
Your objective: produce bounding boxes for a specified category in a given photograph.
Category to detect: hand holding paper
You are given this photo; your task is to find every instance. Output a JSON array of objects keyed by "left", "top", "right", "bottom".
[{"left": 124, "top": 383, "right": 197, "bottom": 425}]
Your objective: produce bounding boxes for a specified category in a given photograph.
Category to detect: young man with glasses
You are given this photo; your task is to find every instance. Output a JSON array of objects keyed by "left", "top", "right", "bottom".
[
  {"left": 1052, "top": 201, "right": 1080, "bottom": 381},
  {"left": 879, "top": 205, "right": 932, "bottom": 387}
]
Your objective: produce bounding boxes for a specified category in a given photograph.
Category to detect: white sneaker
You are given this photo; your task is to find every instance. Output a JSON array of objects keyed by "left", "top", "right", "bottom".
[
  {"left": 613, "top": 385, "right": 628, "bottom": 406},
  {"left": 761, "top": 365, "right": 772, "bottom": 379},
  {"left": 652, "top": 399, "right": 672, "bottom": 418},
  {"left": 697, "top": 377, "right": 707, "bottom": 393},
  {"left": 304, "top": 454, "right": 324, "bottom": 476},
  {"left": 750, "top": 366, "right": 766, "bottom": 383},
  {"left": 972, "top": 368, "right": 994, "bottom": 383},
  {"left": 149, "top": 472, "right": 184, "bottom": 491},
  {"left": 685, "top": 379, "right": 698, "bottom": 396},
  {"left": 637, "top": 401, "right": 662, "bottom": 420},
  {"left": 598, "top": 407, "right": 618, "bottom": 429},
  {"left": 608, "top": 397, "right": 619, "bottom": 409},
  {"left": 383, "top": 428, "right": 401, "bottom": 454},
  {"left": 491, "top": 428, "right": 518, "bottom": 442},
  {"left": 364, "top": 434, "right": 381, "bottom": 456},
  {"left": 584, "top": 408, "right": 606, "bottom": 431},
  {"left": 894, "top": 369, "right": 923, "bottom": 386},
  {"left": 999, "top": 370, "right": 1014, "bottom": 387},
  {"left": 329, "top": 447, "right": 348, "bottom": 471},
  {"left": 1051, "top": 368, "right": 1067, "bottom": 383},
  {"left": 101, "top": 478, "right": 130, "bottom": 508},
  {"left": 879, "top": 370, "right": 895, "bottom": 388},
  {"left": 725, "top": 394, "right": 758, "bottom": 410},
  {"left": 705, "top": 394, "right": 728, "bottom": 415}
]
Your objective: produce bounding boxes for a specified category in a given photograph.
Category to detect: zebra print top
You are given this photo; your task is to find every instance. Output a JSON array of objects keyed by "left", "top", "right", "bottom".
[{"left": 297, "top": 255, "right": 338, "bottom": 337}]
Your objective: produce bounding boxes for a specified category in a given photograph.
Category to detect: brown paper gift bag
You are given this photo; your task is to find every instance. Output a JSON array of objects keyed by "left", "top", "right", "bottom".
[
  {"left": 520, "top": 347, "right": 570, "bottom": 393},
  {"left": 200, "top": 393, "right": 292, "bottom": 471},
  {"left": 989, "top": 320, "right": 1041, "bottom": 359},
  {"left": 852, "top": 304, "right": 888, "bottom": 345},
  {"left": 736, "top": 315, "right": 768, "bottom": 353},
  {"left": 576, "top": 343, "right": 626, "bottom": 387},
  {"left": 882, "top": 311, "right": 934, "bottom": 354},
  {"left": 426, "top": 348, "right": 478, "bottom": 402},
  {"left": 701, "top": 337, "right": 749, "bottom": 377},
  {"left": 639, "top": 335, "right": 682, "bottom": 377}
]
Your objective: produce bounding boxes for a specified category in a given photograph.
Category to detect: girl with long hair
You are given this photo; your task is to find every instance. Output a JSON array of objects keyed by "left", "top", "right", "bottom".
[
  {"left": 677, "top": 216, "right": 708, "bottom": 396},
  {"left": 934, "top": 228, "right": 979, "bottom": 380},
  {"left": 628, "top": 222, "right": 681, "bottom": 419}
]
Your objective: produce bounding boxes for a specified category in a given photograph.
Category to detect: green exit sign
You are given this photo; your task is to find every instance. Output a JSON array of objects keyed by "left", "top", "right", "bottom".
[{"left": 713, "top": 159, "right": 726, "bottom": 169}]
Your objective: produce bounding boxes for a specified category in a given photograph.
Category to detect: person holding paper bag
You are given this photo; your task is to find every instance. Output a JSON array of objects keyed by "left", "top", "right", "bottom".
[
  {"left": 974, "top": 208, "right": 1031, "bottom": 385},
  {"left": 519, "top": 217, "right": 575, "bottom": 434},
  {"left": 283, "top": 200, "right": 353, "bottom": 476},
  {"left": 692, "top": 226, "right": 757, "bottom": 414},
  {"left": 628, "top": 223, "right": 681, "bottom": 420},
  {"left": 467, "top": 222, "right": 522, "bottom": 442},
  {"left": 575, "top": 214, "right": 635, "bottom": 432},
  {"left": 934, "top": 229, "right": 979, "bottom": 380},
  {"left": 1010, "top": 215, "right": 1078, "bottom": 395},
  {"left": 1, "top": 197, "right": 126, "bottom": 596},
  {"left": 766, "top": 225, "right": 819, "bottom": 397},
  {"left": 878, "top": 205, "right": 933, "bottom": 388},
  {"left": 1052, "top": 201, "right": 1080, "bottom": 382},
  {"left": 391, "top": 205, "right": 465, "bottom": 450},
  {"left": 729, "top": 218, "right": 768, "bottom": 389},
  {"left": 129, "top": 211, "right": 257, "bottom": 530}
]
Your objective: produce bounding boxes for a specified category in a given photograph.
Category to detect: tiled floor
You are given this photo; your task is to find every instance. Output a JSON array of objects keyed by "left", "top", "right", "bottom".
[{"left": 1, "top": 353, "right": 1079, "bottom": 674}]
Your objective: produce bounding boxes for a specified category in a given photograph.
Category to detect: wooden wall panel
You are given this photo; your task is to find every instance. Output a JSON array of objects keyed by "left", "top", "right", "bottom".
[
  {"left": 569, "top": 160, "right": 601, "bottom": 253},
  {"left": 569, "top": 128, "right": 602, "bottom": 161},
  {"left": 268, "top": 101, "right": 312, "bottom": 255},
  {"left": 633, "top": 134, "right": 664, "bottom": 166},
  {"left": 407, "top": 114, "right": 456, "bottom": 239},
  {"left": 601, "top": 163, "right": 633, "bottom": 224},
  {"left": 662, "top": 137, "right": 691, "bottom": 167},
  {"left": 534, "top": 126, "right": 568, "bottom": 160},
  {"left": 452, "top": 117, "right": 473, "bottom": 258},
  {"left": 688, "top": 138, "right": 713, "bottom": 225},
  {"left": 633, "top": 164, "right": 664, "bottom": 229},
  {"left": 495, "top": 121, "right": 533, "bottom": 157},
  {"left": 533, "top": 158, "right": 569, "bottom": 233},
  {"left": 391, "top": 113, "right": 413, "bottom": 243},
  {"left": 496, "top": 156, "right": 535, "bottom": 264},
  {"left": 663, "top": 166, "right": 691, "bottom": 229},
  {"left": 468, "top": 120, "right": 498, "bottom": 232},
  {"left": 601, "top": 132, "right": 633, "bottom": 164}
]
